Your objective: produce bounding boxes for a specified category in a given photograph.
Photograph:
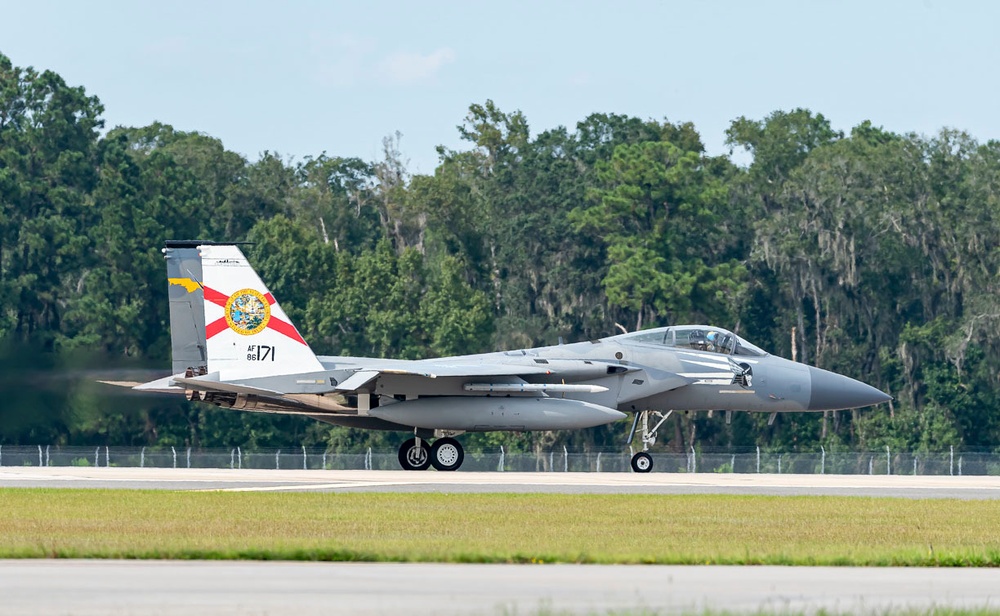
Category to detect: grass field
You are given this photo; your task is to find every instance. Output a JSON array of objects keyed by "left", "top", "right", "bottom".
[{"left": 2, "top": 489, "right": 999, "bottom": 565}]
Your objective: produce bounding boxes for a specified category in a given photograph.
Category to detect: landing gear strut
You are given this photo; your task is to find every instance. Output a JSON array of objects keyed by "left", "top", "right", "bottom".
[
  {"left": 397, "top": 436, "right": 465, "bottom": 471},
  {"left": 626, "top": 410, "right": 673, "bottom": 473}
]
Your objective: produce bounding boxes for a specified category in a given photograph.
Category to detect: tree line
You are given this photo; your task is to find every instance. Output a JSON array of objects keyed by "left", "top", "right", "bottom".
[{"left": 1, "top": 52, "right": 997, "bottom": 453}]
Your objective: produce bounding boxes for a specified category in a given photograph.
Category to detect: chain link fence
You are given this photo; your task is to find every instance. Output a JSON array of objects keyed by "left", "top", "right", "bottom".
[{"left": 1, "top": 445, "right": 997, "bottom": 474}]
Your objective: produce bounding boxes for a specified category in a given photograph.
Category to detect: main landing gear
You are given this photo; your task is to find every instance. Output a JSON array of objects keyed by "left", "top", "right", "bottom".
[
  {"left": 398, "top": 436, "right": 465, "bottom": 471},
  {"left": 626, "top": 409, "right": 673, "bottom": 473}
]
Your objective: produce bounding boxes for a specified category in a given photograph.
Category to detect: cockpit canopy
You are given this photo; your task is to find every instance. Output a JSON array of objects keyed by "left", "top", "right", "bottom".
[{"left": 620, "top": 325, "right": 767, "bottom": 357}]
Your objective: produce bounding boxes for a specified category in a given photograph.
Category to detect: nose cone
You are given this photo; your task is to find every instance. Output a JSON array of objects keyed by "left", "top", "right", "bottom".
[{"left": 808, "top": 366, "right": 892, "bottom": 411}]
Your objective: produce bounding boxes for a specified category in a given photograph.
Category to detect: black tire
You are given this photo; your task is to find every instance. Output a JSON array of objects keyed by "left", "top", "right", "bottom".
[
  {"left": 430, "top": 438, "right": 464, "bottom": 471},
  {"left": 631, "top": 452, "right": 653, "bottom": 473},
  {"left": 398, "top": 437, "right": 431, "bottom": 471}
]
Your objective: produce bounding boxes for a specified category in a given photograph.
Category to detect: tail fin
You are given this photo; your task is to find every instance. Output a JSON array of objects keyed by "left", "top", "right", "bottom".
[
  {"left": 198, "top": 244, "right": 323, "bottom": 377},
  {"left": 165, "top": 241, "right": 208, "bottom": 376}
]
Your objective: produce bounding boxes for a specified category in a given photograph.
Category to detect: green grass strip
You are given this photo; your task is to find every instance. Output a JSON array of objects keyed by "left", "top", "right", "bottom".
[{"left": 3, "top": 489, "right": 1000, "bottom": 565}]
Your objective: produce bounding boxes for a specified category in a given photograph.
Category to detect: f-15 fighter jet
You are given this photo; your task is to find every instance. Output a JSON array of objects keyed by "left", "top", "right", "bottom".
[{"left": 134, "top": 241, "right": 890, "bottom": 472}]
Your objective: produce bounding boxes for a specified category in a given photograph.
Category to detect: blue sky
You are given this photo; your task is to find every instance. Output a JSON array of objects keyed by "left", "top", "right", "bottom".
[{"left": 2, "top": 1, "right": 997, "bottom": 173}]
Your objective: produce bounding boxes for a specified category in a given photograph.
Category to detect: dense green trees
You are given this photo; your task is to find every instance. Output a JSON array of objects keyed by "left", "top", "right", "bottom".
[{"left": 1, "top": 52, "right": 998, "bottom": 453}]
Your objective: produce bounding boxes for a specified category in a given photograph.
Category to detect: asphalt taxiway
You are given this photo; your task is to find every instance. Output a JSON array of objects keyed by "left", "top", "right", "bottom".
[
  {"left": 3, "top": 466, "right": 1000, "bottom": 498},
  {"left": 2, "top": 561, "right": 999, "bottom": 615}
]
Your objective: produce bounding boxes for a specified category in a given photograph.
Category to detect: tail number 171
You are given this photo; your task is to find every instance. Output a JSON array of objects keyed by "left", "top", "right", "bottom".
[{"left": 247, "top": 345, "right": 275, "bottom": 362}]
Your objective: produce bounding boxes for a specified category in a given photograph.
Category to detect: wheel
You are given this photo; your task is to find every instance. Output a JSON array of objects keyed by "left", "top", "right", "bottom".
[
  {"left": 430, "top": 438, "right": 464, "bottom": 471},
  {"left": 398, "top": 437, "right": 431, "bottom": 471},
  {"left": 631, "top": 452, "right": 653, "bottom": 473}
]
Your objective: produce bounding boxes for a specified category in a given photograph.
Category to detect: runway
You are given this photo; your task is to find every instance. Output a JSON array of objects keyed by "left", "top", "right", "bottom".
[
  {"left": 3, "top": 560, "right": 999, "bottom": 615},
  {"left": 3, "top": 466, "right": 1000, "bottom": 498}
]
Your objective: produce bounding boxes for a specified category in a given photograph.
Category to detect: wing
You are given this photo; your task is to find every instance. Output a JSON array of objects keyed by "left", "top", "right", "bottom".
[{"left": 330, "top": 358, "right": 638, "bottom": 393}]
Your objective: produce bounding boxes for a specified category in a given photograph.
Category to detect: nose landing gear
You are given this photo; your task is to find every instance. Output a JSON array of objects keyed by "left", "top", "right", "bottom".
[
  {"left": 626, "top": 409, "right": 673, "bottom": 473},
  {"left": 630, "top": 451, "right": 653, "bottom": 472}
]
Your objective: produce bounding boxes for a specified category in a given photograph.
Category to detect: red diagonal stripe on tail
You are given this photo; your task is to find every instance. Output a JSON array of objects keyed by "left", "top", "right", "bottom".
[
  {"left": 205, "top": 317, "right": 228, "bottom": 339},
  {"left": 203, "top": 286, "right": 229, "bottom": 307},
  {"left": 267, "top": 317, "right": 307, "bottom": 345}
]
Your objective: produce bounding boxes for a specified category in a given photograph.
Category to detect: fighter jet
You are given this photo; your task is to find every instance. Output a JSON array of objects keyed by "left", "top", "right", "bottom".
[{"left": 134, "top": 241, "right": 890, "bottom": 473}]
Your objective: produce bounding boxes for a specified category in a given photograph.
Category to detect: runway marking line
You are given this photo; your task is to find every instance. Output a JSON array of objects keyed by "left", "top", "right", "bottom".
[{"left": 200, "top": 482, "right": 414, "bottom": 492}]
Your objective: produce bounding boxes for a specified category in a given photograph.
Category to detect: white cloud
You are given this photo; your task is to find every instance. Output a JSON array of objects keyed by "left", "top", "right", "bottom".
[
  {"left": 309, "top": 35, "right": 455, "bottom": 88},
  {"left": 376, "top": 48, "right": 455, "bottom": 85}
]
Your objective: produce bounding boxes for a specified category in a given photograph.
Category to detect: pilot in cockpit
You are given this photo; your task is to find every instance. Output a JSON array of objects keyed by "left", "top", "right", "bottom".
[{"left": 706, "top": 331, "right": 719, "bottom": 353}]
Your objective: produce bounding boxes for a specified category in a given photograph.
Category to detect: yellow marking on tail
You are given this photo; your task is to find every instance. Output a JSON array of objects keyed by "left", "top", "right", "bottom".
[{"left": 168, "top": 277, "right": 202, "bottom": 293}]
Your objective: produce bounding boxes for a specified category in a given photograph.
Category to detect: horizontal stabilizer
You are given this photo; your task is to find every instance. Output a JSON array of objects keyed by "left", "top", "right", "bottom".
[
  {"left": 100, "top": 380, "right": 147, "bottom": 389},
  {"left": 173, "top": 376, "right": 284, "bottom": 397},
  {"left": 130, "top": 375, "right": 186, "bottom": 393}
]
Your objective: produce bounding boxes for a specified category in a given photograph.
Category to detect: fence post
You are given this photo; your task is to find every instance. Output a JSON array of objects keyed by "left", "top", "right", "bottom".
[
  {"left": 366, "top": 447, "right": 372, "bottom": 470},
  {"left": 276, "top": 449, "right": 281, "bottom": 470},
  {"left": 38, "top": 445, "right": 42, "bottom": 467},
  {"left": 913, "top": 456, "right": 917, "bottom": 475},
  {"left": 322, "top": 452, "right": 327, "bottom": 470},
  {"left": 499, "top": 446, "right": 505, "bottom": 472},
  {"left": 777, "top": 455, "right": 782, "bottom": 474},
  {"left": 868, "top": 456, "right": 873, "bottom": 475},
  {"left": 691, "top": 446, "right": 697, "bottom": 473},
  {"left": 821, "top": 446, "right": 826, "bottom": 474},
  {"left": 950, "top": 446, "right": 954, "bottom": 476},
  {"left": 302, "top": 445, "right": 307, "bottom": 470},
  {"left": 238, "top": 447, "right": 242, "bottom": 469},
  {"left": 230, "top": 449, "right": 235, "bottom": 470},
  {"left": 45, "top": 445, "right": 50, "bottom": 467},
  {"left": 886, "top": 445, "right": 891, "bottom": 475},
  {"left": 186, "top": 447, "right": 191, "bottom": 469},
  {"left": 731, "top": 454, "right": 736, "bottom": 473},
  {"left": 959, "top": 456, "right": 963, "bottom": 476},
  {"left": 140, "top": 447, "right": 145, "bottom": 468},
  {"left": 172, "top": 446, "right": 177, "bottom": 469},
  {"left": 95, "top": 447, "right": 99, "bottom": 467},
  {"left": 105, "top": 446, "right": 109, "bottom": 468},
  {"left": 0, "top": 444, "right": 3, "bottom": 466},
  {"left": 756, "top": 446, "right": 760, "bottom": 473},
  {"left": 596, "top": 452, "right": 602, "bottom": 473},
  {"left": 563, "top": 445, "right": 568, "bottom": 472}
]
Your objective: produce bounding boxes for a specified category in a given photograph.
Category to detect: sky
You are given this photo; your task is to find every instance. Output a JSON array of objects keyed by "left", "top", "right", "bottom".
[{"left": 2, "top": 0, "right": 998, "bottom": 174}]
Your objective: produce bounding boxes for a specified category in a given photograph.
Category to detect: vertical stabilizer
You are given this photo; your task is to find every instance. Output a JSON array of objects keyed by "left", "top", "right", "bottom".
[
  {"left": 199, "top": 244, "right": 324, "bottom": 377},
  {"left": 165, "top": 242, "right": 208, "bottom": 375}
]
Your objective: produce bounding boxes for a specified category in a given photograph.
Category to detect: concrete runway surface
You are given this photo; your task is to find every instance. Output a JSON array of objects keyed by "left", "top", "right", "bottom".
[
  {"left": 2, "top": 560, "right": 999, "bottom": 615},
  {"left": 3, "top": 466, "right": 1000, "bottom": 498}
]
